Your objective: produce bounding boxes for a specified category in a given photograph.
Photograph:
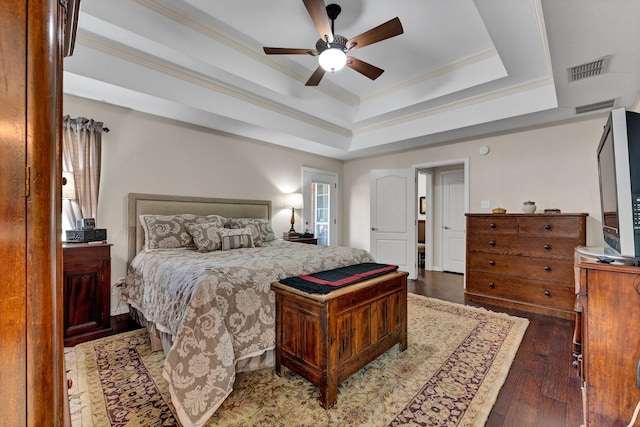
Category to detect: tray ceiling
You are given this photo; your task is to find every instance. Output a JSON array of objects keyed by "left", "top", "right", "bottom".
[{"left": 64, "top": 0, "right": 640, "bottom": 159}]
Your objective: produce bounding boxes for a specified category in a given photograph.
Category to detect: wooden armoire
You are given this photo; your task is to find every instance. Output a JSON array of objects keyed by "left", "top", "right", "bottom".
[{"left": 0, "top": 1, "right": 79, "bottom": 425}]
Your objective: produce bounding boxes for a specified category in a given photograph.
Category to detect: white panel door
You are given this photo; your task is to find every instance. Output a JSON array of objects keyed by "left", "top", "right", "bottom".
[
  {"left": 441, "top": 169, "right": 465, "bottom": 273},
  {"left": 370, "top": 169, "right": 416, "bottom": 279}
]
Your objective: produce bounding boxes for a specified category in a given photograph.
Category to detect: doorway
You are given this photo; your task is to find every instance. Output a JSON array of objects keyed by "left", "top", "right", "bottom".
[
  {"left": 302, "top": 167, "right": 338, "bottom": 246},
  {"left": 414, "top": 158, "right": 468, "bottom": 275}
]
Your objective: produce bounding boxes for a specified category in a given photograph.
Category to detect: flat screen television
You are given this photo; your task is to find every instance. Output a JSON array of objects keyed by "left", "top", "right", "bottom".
[{"left": 593, "top": 108, "right": 640, "bottom": 261}]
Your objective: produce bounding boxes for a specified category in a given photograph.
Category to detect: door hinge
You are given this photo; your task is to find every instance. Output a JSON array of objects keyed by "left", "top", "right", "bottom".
[{"left": 25, "top": 165, "right": 30, "bottom": 197}]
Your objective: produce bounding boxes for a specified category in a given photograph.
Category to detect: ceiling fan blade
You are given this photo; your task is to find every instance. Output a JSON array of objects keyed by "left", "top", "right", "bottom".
[
  {"left": 303, "top": 0, "right": 334, "bottom": 42},
  {"left": 347, "top": 17, "right": 403, "bottom": 51},
  {"left": 305, "top": 66, "right": 326, "bottom": 86},
  {"left": 346, "top": 57, "right": 384, "bottom": 80},
  {"left": 263, "top": 47, "right": 317, "bottom": 55}
]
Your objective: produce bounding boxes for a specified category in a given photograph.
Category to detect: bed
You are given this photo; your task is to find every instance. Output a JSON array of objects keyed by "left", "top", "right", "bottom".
[{"left": 121, "top": 193, "right": 375, "bottom": 427}]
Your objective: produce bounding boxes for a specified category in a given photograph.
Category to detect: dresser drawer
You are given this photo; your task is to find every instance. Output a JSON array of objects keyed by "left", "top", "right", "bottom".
[
  {"left": 518, "top": 216, "right": 585, "bottom": 238},
  {"left": 466, "top": 272, "right": 575, "bottom": 311},
  {"left": 467, "top": 252, "right": 574, "bottom": 283},
  {"left": 466, "top": 216, "right": 518, "bottom": 235},
  {"left": 467, "top": 234, "right": 580, "bottom": 259}
]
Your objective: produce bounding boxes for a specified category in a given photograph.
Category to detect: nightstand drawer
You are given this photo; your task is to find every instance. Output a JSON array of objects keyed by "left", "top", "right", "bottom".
[{"left": 284, "top": 237, "right": 318, "bottom": 245}]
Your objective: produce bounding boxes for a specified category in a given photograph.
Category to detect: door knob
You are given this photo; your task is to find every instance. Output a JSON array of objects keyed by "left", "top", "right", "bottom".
[
  {"left": 371, "top": 227, "right": 378, "bottom": 231},
  {"left": 444, "top": 226, "right": 451, "bottom": 230}
]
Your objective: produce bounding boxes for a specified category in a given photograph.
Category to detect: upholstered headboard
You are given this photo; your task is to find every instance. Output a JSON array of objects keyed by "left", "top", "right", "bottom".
[{"left": 127, "top": 193, "right": 272, "bottom": 264}]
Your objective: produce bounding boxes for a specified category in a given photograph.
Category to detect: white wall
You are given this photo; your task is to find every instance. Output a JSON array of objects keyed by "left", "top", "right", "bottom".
[
  {"left": 342, "top": 115, "right": 612, "bottom": 251},
  {"left": 64, "top": 94, "right": 343, "bottom": 314},
  {"left": 65, "top": 91, "right": 640, "bottom": 314}
]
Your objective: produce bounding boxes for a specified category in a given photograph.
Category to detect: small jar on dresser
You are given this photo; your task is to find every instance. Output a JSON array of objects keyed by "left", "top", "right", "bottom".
[
  {"left": 62, "top": 242, "right": 113, "bottom": 346},
  {"left": 465, "top": 213, "right": 587, "bottom": 319}
]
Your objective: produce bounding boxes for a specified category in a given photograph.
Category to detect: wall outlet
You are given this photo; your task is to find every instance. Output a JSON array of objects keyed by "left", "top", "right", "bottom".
[{"left": 481, "top": 200, "right": 491, "bottom": 209}]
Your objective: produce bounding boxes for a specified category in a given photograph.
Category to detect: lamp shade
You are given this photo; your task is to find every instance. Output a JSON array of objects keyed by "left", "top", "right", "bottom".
[
  {"left": 285, "top": 192, "right": 304, "bottom": 210},
  {"left": 62, "top": 171, "right": 76, "bottom": 200}
]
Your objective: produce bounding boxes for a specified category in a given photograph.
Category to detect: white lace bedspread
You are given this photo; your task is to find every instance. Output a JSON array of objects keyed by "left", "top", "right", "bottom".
[{"left": 122, "top": 239, "right": 374, "bottom": 427}]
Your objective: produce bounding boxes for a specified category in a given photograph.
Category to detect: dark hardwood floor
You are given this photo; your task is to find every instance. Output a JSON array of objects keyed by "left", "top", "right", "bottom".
[{"left": 409, "top": 269, "right": 583, "bottom": 427}]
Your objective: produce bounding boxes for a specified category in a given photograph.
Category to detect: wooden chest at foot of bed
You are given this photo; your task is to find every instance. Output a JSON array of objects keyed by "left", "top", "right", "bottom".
[{"left": 271, "top": 270, "right": 408, "bottom": 409}]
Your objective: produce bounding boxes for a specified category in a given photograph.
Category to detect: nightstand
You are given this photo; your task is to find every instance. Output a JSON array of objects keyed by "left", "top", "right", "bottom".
[
  {"left": 284, "top": 237, "right": 318, "bottom": 245},
  {"left": 62, "top": 242, "right": 113, "bottom": 346}
]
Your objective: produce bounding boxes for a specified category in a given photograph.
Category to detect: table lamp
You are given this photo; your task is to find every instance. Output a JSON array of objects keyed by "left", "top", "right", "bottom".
[{"left": 285, "top": 193, "right": 304, "bottom": 235}]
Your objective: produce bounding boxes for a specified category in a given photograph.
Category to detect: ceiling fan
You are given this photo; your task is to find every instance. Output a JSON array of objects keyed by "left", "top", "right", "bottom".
[{"left": 263, "top": 0, "right": 403, "bottom": 86}]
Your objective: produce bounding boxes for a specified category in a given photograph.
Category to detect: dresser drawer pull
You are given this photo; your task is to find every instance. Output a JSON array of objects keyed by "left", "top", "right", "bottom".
[
  {"left": 635, "top": 279, "right": 640, "bottom": 295},
  {"left": 544, "top": 224, "right": 552, "bottom": 230},
  {"left": 544, "top": 244, "right": 551, "bottom": 250},
  {"left": 489, "top": 260, "right": 495, "bottom": 266},
  {"left": 544, "top": 290, "right": 551, "bottom": 297},
  {"left": 489, "top": 240, "right": 496, "bottom": 246},
  {"left": 488, "top": 282, "right": 495, "bottom": 288},
  {"left": 544, "top": 265, "right": 551, "bottom": 271},
  {"left": 489, "top": 223, "right": 496, "bottom": 228}
]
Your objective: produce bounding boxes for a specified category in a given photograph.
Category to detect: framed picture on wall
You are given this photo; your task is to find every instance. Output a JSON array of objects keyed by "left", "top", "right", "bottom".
[{"left": 419, "top": 196, "right": 426, "bottom": 214}]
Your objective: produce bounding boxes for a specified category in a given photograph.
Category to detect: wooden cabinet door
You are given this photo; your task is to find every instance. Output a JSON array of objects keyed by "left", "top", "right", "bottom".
[
  {"left": 0, "top": 0, "right": 73, "bottom": 424},
  {"left": 63, "top": 260, "right": 107, "bottom": 338},
  {"left": 585, "top": 267, "right": 640, "bottom": 426}
]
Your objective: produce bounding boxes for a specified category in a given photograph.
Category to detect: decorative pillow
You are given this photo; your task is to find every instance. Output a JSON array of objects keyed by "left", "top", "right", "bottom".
[
  {"left": 186, "top": 222, "right": 224, "bottom": 252},
  {"left": 218, "top": 227, "right": 255, "bottom": 251},
  {"left": 140, "top": 214, "right": 226, "bottom": 251},
  {"left": 254, "top": 219, "right": 277, "bottom": 242},
  {"left": 139, "top": 214, "right": 196, "bottom": 250},
  {"left": 226, "top": 218, "right": 276, "bottom": 245}
]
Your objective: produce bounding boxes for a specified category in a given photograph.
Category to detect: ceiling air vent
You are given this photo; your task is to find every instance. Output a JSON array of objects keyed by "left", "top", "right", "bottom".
[
  {"left": 575, "top": 99, "right": 615, "bottom": 115},
  {"left": 568, "top": 55, "right": 611, "bottom": 82}
]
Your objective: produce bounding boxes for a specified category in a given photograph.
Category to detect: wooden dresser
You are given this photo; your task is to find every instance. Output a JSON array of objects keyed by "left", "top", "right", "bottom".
[
  {"left": 62, "top": 242, "right": 113, "bottom": 346},
  {"left": 576, "top": 261, "right": 640, "bottom": 426},
  {"left": 465, "top": 213, "right": 587, "bottom": 319}
]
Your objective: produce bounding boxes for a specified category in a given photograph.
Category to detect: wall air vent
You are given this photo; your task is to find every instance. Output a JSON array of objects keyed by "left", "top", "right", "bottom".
[
  {"left": 575, "top": 99, "right": 615, "bottom": 115},
  {"left": 568, "top": 55, "right": 611, "bottom": 82}
]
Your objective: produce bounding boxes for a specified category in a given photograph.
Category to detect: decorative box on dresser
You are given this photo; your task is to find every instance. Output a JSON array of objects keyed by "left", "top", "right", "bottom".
[
  {"left": 62, "top": 242, "right": 113, "bottom": 346},
  {"left": 576, "top": 260, "right": 640, "bottom": 426},
  {"left": 465, "top": 213, "right": 587, "bottom": 319}
]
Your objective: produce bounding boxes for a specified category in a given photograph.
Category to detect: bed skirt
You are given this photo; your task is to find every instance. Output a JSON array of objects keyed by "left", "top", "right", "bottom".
[{"left": 128, "top": 306, "right": 275, "bottom": 372}]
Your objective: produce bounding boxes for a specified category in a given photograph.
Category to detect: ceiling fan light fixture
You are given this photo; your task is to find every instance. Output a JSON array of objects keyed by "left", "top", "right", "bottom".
[
  {"left": 318, "top": 47, "right": 347, "bottom": 72},
  {"left": 263, "top": 1, "right": 403, "bottom": 86}
]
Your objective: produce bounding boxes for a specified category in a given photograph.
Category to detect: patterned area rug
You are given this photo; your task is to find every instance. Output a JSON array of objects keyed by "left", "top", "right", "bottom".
[{"left": 67, "top": 294, "right": 528, "bottom": 426}]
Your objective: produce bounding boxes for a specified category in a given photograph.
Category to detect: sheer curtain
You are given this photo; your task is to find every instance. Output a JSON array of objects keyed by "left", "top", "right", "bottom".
[{"left": 62, "top": 116, "right": 105, "bottom": 231}]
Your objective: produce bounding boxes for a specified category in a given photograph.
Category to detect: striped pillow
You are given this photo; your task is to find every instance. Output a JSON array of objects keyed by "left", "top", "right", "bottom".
[
  {"left": 226, "top": 218, "right": 276, "bottom": 245},
  {"left": 218, "top": 227, "right": 255, "bottom": 251}
]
